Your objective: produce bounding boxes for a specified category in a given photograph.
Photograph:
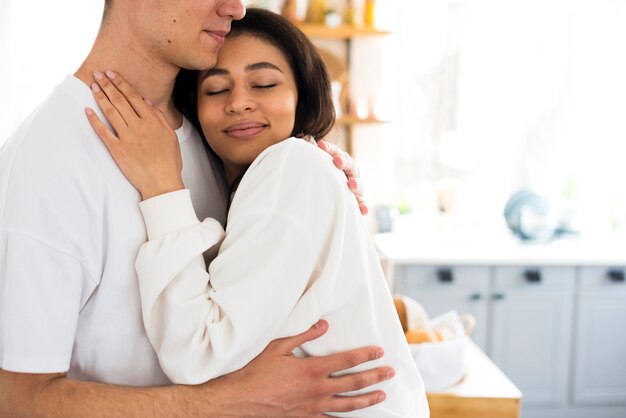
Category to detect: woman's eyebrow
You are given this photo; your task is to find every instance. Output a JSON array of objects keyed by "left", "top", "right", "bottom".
[
  {"left": 246, "top": 62, "right": 283, "bottom": 73},
  {"left": 201, "top": 68, "right": 229, "bottom": 81},
  {"left": 201, "top": 62, "right": 282, "bottom": 82}
]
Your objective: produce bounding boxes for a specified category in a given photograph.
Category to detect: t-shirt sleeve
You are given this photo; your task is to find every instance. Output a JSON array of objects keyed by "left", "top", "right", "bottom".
[{"left": 0, "top": 231, "right": 97, "bottom": 373}]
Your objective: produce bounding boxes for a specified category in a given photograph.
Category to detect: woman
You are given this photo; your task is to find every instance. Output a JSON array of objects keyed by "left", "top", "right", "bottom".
[{"left": 86, "top": 8, "right": 427, "bottom": 417}]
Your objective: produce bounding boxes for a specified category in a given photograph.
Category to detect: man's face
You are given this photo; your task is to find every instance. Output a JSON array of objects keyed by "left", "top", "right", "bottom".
[{"left": 138, "top": 0, "right": 246, "bottom": 71}]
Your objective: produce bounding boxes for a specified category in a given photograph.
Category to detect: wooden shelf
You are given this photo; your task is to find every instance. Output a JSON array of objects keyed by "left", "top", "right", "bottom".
[
  {"left": 296, "top": 23, "right": 391, "bottom": 39},
  {"left": 335, "top": 115, "right": 389, "bottom": 126}
]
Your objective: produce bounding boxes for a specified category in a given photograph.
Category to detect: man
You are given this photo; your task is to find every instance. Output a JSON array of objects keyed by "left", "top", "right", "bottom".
[{"left": 0, "top": 0, "right": 390, "bottom": 416}]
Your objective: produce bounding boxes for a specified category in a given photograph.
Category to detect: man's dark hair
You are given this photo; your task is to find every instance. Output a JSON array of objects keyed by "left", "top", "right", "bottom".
[{"left": 174, "top": 7, "right": 335, "bottom": 141}]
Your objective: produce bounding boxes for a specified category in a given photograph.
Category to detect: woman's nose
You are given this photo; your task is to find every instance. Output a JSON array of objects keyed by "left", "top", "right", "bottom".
[{"left": 226, "top": 88, "right": 255, "bottom": 114}]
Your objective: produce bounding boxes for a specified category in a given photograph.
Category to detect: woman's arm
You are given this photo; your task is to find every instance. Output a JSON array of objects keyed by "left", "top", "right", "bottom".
[{"left": 133, "top": 184, "right": 326, "bottom": 383}]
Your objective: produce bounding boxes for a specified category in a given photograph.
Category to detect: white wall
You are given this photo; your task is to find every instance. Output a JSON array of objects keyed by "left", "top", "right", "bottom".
[
  {"left": 0, "top": 1, "right": 103, "bottom": 145},
  {"left": 0, "top": 0, "right": 12, "bottom": 144}
]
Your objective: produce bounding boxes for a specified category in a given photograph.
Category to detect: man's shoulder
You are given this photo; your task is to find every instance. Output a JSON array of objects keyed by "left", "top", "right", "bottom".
[
  {"left": 17, "top": 76, "right": 94, "bottom": 143},
  {"left": 1, "top": 76, "right": 110, "bottom": 175}
]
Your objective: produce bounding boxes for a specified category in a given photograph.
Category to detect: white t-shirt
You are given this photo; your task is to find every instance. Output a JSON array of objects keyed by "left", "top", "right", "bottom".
[
  {"left": 135, "top": 138, "right": 429, "bottom": 417},
  {"left": 0, "top": 75, "right": 229, "bottom": 386}
]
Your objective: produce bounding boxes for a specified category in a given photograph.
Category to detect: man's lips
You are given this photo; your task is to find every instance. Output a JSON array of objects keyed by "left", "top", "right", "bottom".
[
  {"left": 203, "top": 30, "right": 227, "bottom": 45},
  {"left": 224, "top": 122, "right": 268, "bottom": 138}
]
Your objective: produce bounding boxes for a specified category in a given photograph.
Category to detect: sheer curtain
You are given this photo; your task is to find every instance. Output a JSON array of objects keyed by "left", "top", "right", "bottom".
[{"left": 0, "top": 0, "right": 102, "bottom": 144}]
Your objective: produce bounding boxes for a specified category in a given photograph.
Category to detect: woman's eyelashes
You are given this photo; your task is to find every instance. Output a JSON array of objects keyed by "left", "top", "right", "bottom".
[
  {"left": 204, "top": 81, "right": 280, "bottom": 96},
  {"left": 206, "top": 88, "right": 229, "bottom": 96}
]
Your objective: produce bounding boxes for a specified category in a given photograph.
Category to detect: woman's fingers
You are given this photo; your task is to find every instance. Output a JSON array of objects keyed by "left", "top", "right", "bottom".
[
  {"left": 100, "top": 70, "right": 153, "bottom": 119},
  {"left": 92, "top": 71, "right": 141, "bottom": 127},
  {"left": 91, "top": 81, "right": 128, "bottom": 134},
  {"left": 84, "top": 107, "right": 120, "bottom": 156}
]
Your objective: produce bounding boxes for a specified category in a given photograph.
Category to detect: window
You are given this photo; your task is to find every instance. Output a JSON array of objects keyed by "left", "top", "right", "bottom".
[{"left": 382, "top": 0, "right": 626, "bottom": 239}]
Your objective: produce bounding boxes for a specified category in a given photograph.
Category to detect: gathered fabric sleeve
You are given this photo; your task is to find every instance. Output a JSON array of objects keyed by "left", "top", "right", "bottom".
[{"left": 135, "top": 185, "right": 319, "bottom": 384}]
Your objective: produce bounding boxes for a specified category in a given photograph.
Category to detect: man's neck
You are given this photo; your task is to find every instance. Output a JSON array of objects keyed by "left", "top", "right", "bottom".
[{"left": 74, "top": 21, "right": 183, "bottom": 129}]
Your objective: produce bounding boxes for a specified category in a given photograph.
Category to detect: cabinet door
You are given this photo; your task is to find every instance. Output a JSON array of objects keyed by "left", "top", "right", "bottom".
[
  {"left": 573, "top": 266, "right": 626, "bottom": 406},
  {"left": 394, "top": 265, "right": 490, "bottom": 351},
  {"left": 490, "top": 266, "right": 575, "bottom": 407}
]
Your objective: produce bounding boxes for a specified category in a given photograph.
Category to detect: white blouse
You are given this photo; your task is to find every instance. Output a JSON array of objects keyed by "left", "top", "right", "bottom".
[{"left": 136, "top": 138, "right": 428, "bottom": 417}]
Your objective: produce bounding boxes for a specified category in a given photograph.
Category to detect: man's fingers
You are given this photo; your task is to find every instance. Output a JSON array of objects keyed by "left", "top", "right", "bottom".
[
  {"left": 318, "top": 346, "right": 384, "bottom": 376},
  {"left": 347, "top": 177, "right": 369, "bottom": 215},
  {"left": 318, "top": 140, "right": 356, "bottom": 177},
  {"left": 347, "top": 178, "right": 363, "bottom": 197},
  {"left": 103, "top": 70, "right": 153, "bottom": 118},
  {"left": 274, "top": 320, "right": 329, "bottom": 353},
  {"left": 332, "top": 154, "right": 360, "bottom": 179},
  {"left": 317, "top": 139, "right": 334, "bottom": 154},
  {"left": 93, "top": 71, "right": 139, "bottom": 126},
  {"left": 328, "top": 366, "right": 394, "bottom": 394},
  {"left": 325, "top": 391, "right": 387, "bottom": 413},
  {"left": 358, "top": 202, "right": 369, "bottom": 216}
]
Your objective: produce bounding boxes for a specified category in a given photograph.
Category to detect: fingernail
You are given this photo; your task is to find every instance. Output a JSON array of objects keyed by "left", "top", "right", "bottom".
[
  {"left": 105, "top": 70, "right": 116, "bottom": 79},
  {"left": 378, "top": 392, "right": 387, "bottom": 402},
  {"left": 85, "top": 107, "right": 93, "bottom": 115},
  {"left": 144, "top": 98, "right": 153, "bottom": 106},
  {"left": 376, "top": 347, "right": 384, "bottom": 358},
  {"left": 314, "top": 320, "right": 323, "bottom": 329},
  {"left": 93, "top": 71, "right": 104, "bottom": 81},
  {"left": 386, "top": 368, "right": 395, "bottom": 380},
  {"left": 91, "top": 83, "right": 101, "bottom": 93}
]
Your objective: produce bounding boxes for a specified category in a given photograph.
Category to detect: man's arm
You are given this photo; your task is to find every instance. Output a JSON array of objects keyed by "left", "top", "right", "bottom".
[{"left": 0, "top": 320, "right": 392, "bottom": 418}]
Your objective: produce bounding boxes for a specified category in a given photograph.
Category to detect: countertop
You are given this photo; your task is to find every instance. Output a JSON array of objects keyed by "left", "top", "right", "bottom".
[
  {"left": 374, "top": 233, "right": 626, "bottom": 266},
  {"left": 426, "top": 339, "right": 522, "bottom": 418}
]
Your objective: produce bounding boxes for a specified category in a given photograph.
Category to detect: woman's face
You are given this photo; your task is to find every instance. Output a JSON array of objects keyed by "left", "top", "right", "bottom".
[{"left": 197, "top": 33, "right": 298, "bottom": 181}]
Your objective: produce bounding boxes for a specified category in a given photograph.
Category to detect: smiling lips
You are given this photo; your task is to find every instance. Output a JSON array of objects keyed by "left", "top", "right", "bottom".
[
  {"left": 204, "top": 30, "right": 228, "bottom": 45},
  {"left": 224, "top": 122, "right": 268, "bottom": 138}
]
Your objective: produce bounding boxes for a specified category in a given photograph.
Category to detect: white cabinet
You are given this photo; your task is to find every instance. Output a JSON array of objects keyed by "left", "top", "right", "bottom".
[
  {"left": 376, "top": 236, "right": 626, "bottom": 417},
  {"left": 394, "top": 265, "right": 490, "bottom": 351},
  {"left": 490, "top": 266, "right": 575, "bottom": 407},
  {"left": 573, "top": 266, "right": 626, "bottom": 406}
]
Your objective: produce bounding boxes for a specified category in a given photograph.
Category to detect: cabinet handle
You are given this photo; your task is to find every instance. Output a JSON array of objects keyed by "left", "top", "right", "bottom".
[
  {"left": 524, "top": 269, "right": 542, "bottom": 283},
  {"left": 607, "top": 269, "right": 625, "bottom": 282},
  {"left": 469, "top": 293, "right": 482, "bottom": 301},
  {"left": 492, "top": 292, "right": 506, "bottom": 300},
  {"left": 437, "top": 268, "right": 454, "bottom": 283}
]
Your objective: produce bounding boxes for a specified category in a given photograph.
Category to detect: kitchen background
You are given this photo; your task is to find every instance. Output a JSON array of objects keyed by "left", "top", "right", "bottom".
[
  {"left": 2, "top": 0, "right": 626, "bottom": 242},
  {"left": 2, "top": 1, "right": 625, "bottom": 417}
]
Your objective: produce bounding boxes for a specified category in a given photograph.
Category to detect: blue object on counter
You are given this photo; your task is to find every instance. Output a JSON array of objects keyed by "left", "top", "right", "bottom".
[{"left": 504, "top": 190, "right": 554, "bottom": 241}]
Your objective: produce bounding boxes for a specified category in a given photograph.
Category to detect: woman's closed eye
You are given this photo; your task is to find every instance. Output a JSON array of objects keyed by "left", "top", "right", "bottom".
[
  {"left": 254, "top": 83, "right": 278, "bottom": 90},
  {"left": 206, "top": 88, "right": 230, "bottom": 96}
]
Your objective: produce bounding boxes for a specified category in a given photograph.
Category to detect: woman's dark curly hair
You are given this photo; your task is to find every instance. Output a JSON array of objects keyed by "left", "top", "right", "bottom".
[{"left": 173, "top": 7, "right": 335, "bottom": 142}]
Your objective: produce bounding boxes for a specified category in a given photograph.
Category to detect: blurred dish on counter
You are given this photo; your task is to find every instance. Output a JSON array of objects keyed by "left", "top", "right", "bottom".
[{"left": 394, "top": 294, "right": 476, "bottom": 390}]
